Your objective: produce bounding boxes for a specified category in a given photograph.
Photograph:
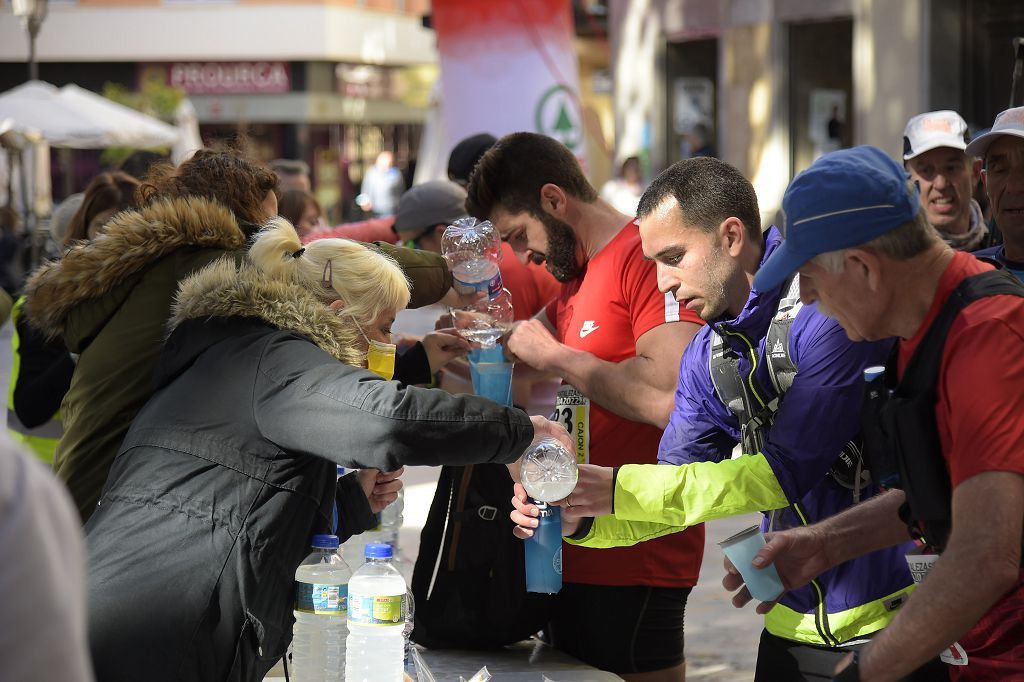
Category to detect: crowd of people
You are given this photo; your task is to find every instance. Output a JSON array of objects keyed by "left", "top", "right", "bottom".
[
  {"left": 509, "top": 107, "right": 1024, "bottom": 682},
  {"left": 0, "top": 103, "right": 1021, "bottom": 682}
]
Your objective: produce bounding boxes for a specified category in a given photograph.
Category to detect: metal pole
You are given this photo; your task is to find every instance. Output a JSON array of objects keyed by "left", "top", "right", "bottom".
[{"left": 28, "top": 29, "right": 37, "bottom": 81}]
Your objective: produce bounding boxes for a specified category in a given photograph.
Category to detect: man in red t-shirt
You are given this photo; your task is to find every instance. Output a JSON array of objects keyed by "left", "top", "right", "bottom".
[
  {"left": 729, "top": 145, "right": 1024, "bottom": 681},
  {"left": 467, "top": 132, "right": 704, "bottom": 680}
]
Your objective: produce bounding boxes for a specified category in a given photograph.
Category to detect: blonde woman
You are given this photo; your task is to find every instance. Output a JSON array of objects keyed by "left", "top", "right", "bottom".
[
  {"left": 85, "top": 219, "right": 570, "bottom": 682},
  {"left": 26, "top": 149, "right": 455, "bottom": 523}
]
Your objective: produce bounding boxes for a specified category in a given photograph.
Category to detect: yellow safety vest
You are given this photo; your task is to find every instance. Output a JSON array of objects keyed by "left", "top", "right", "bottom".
[{"left": 7, "top": 296, "right": 63, "bottom": 464}]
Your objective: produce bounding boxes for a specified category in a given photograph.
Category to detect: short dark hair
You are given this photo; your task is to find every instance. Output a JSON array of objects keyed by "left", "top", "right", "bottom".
[
  {"left": 466, "top": 132, "right": 597, "bottom": 220},
  {"left": 637, "top": 157, "right": 761, "bottom": 242},
  {"left": 447, "top": 133, "right": 497, "bottom": 185}
]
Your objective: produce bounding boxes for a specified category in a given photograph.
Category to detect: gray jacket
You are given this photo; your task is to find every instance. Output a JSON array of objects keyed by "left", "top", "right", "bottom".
[{"left": 85, "top": 259, "right": 533, "bottom": 682}]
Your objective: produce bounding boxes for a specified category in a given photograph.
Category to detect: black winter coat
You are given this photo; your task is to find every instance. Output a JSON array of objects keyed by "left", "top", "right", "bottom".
[{"left": 84, "top": 259, "right": 533, "bottom": 682}]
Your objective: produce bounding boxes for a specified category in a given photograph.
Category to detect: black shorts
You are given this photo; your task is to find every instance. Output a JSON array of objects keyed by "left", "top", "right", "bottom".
[
  {"left": 547, "top": 583, "right": 691, "bottom": 674},
  {"left": 755, "top": 629, "right": 949, "bottom": 681}
]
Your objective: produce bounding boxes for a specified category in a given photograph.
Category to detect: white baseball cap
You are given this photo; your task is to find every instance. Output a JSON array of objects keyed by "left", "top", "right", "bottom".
[
  {"left": 902, "top": 110, "right": 970, "bottom": 160},
  {"left": 965, "top": 106, "right": 1024, "bottom": 159}
]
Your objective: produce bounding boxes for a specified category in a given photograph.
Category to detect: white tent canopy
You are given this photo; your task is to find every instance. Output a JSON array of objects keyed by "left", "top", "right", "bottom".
[
  {"left": 59, "top": 83, "right": 179, "bottom": 149},
  {"left": 0, "top": 80, "right": 179, "bottom": 149}
]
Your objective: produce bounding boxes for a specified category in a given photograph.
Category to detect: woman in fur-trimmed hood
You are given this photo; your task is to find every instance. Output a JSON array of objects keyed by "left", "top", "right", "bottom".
[
  {"left": 24, "top": 149, "right": 453, "bottom": 522},
  {"left": 84, "top": 219, "right": 566, "bottom": 682}
]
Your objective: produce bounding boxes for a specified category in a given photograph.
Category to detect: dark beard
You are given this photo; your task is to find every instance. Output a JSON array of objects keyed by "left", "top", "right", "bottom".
[{"left": 540, "top": 213, "right": 583, "bottom": 282}]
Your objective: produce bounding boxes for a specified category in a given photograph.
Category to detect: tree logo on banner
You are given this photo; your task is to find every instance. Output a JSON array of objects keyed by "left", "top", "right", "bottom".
[{"left": 535, "top": 84, "right": 583, "bottom": 151}]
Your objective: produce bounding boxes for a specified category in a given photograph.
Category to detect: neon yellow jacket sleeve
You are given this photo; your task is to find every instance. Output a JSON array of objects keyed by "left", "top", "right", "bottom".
[
  {"left": 564, "top": 515, "right": 685, "bottom": 548},
  {"left": 614, "top": 454, "right": 788, "bottom": 524},
  {"left": 565, "top": 454, "right": 789, "bottom": 549}
]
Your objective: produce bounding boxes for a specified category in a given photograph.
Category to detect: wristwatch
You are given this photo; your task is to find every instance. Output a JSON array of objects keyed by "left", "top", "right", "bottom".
[{"left": 832, "top": 651, "right": 860, "bottom": 682}]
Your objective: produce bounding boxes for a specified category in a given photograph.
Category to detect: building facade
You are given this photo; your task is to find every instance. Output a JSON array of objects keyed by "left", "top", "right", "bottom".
[{"left": 0, "top": 0, "right": 436, "bottom": 220}]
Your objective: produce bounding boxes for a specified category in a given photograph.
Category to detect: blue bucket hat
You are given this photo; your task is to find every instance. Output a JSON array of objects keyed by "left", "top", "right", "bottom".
[{"left": 753, "top": 146, "right": 920, "bottom": 292}]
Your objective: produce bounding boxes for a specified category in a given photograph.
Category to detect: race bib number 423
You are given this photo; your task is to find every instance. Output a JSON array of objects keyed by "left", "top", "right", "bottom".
[{"left": 552, "top": 385, "right": 590, "bottom": 464}]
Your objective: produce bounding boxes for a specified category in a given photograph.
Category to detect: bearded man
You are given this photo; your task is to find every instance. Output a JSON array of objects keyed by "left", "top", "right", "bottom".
[{"left": 467, "top": 132, "right": 703, "bottom": 682}]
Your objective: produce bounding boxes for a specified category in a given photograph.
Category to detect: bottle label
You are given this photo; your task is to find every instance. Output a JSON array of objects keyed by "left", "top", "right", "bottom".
[
  {"left": 453, "top": 269, "right": 503, "bottom": 300},
  {"left": 348, "top": 593, "right": 405, "bottom": 627},
  {"left": 294, "top": 582, "right": 348, "bottom": 616}
]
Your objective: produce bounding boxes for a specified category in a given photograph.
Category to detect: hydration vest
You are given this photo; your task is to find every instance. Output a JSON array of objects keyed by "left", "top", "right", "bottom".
[
  {"left": 708, "top": 275, "right": 870, "bottom": 501},
  {"left": 861, "top": 269, "right": 1024, "bottom": 551}
]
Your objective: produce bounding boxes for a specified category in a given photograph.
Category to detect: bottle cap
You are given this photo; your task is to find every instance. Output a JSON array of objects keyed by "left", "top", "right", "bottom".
[
  {"left": 312, "top": 534, "right": 340, "bottom": 549},
  {"left": 365, "top": 543, "right": 393, "bottom": 559}
]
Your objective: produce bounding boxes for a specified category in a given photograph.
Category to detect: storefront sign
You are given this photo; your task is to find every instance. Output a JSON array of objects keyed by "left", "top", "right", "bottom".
[{"left": 148, "top": 62, "right": 292, "bottom": 95}]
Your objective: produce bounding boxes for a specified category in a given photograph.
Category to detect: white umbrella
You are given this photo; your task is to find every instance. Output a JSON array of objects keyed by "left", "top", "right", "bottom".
[
  {"left": 0, "top": 81, "right": 110, "bottom": 148},
  {"left": 0, "top": 80, "right": 179, "bottom": 149},
  {"left": 58, "top": 84, "right": 179, "bottom": 149}
]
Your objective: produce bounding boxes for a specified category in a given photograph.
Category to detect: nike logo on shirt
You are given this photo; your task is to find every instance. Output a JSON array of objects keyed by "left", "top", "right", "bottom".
[{"left": 579, "top": 321, "right": 600, "bottom": 338}]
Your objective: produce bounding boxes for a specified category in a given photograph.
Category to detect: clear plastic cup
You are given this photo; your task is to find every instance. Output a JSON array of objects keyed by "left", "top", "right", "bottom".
[
  {"left": 719, "top": 525, "right": 784, "bottom": 602},
  {"left": 470, "top": 362, "right": 514, "bottom": 406}
]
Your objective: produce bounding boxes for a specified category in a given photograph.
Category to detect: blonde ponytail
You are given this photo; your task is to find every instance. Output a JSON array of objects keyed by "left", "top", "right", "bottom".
[
  {"left": 248, "top": 217, "right": 305, "bottom": 281},
  {"left": 248, "top": 223, "right": 411, "bottom": 330}
]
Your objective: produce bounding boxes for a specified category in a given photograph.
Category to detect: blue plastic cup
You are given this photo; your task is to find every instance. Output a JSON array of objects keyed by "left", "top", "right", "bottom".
[
  {"left": 524, "top": 503, "right": 562, "bottom": 594},
  {"left": 719, "top": 525, "right": 784, "bottom": 602},
  {"left": 469, "top": 346, "right": 513, "bottom": 407}
]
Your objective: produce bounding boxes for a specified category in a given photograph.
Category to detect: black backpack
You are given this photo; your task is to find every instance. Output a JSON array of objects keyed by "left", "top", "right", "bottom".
[
  {"left": 863, "top": 269, "right": 1024, "bottom": 551},
  {"left": 410, "top": 463, "right": 557, "bottom": 649}
]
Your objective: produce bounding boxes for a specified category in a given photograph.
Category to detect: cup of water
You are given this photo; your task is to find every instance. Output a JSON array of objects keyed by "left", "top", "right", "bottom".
[
  {"left": 719, "top": 525, "right": 785, "bottom": 602},
  {"left": 471, "top": 362, "right": 514, "bottom": 406},
  {"left": 468, "top": 346, "right": 513, "bottom": 406}
]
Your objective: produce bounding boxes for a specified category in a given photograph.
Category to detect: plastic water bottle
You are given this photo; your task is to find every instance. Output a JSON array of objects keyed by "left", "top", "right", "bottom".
[
  {"left": 343, "top": 492, "right": 404, "bottom": 573},
  {"left": 378, "top": 488, "right": 405, "bottom": 562},
  {"left": 520, "top": 438, "right": 579, "bottom": 503},
  {"left": 342, "top": 527, "right": 371, "bottom": 570},
  {"left": 345, "top": 544, "right": 407, "bottom": 682},
  {"left": 520, "top": 438, "right": 577, "bottom": 595},
  {"left": 292, "top": 534, "right": 351, "bottom": 682},
  {"left": 441, "top": 217, "right": 514, "bottom": 347},
  {"left": 339, "top": 466, "right": 369, "bottom": 566},
  {"left": 340, "top": 466, "right": 381, "bottom": 566},
  {"left": 402, "top": 588, "right": 416, "bottom": 680}
]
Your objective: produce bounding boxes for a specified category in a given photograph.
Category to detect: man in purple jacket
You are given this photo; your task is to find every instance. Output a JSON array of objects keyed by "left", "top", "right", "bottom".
[{"left": 513, "top": 157, "right": 945, "bottom": 680}]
